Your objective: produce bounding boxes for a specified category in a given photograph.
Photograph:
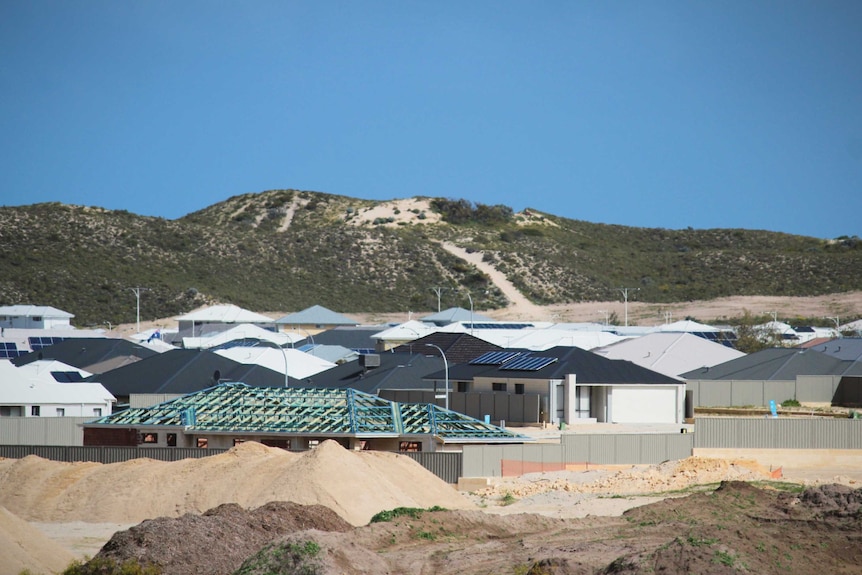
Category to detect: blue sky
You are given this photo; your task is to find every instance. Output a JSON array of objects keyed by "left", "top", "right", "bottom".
[{"left": 2, "top": 2, "right": 860, "bottom": 239}]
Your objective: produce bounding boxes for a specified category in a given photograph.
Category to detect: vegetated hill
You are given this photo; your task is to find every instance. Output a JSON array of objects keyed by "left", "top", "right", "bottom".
[{"left": 1, "top": 189, "right": 860, "bottom": 327}]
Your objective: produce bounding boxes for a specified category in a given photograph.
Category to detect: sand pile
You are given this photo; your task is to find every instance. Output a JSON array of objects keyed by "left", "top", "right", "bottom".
[
  {"left": 0, "top": 506, "right": 74, "bottom": 575},
  {"left": 0, "top": 441, "right": 474, "bottom": 527}
]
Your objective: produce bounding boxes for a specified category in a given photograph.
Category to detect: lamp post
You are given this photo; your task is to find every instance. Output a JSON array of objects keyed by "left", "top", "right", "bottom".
[
  {"left": 425, "top": 343, "right": 449, "bottom": 410},
  {"left": 465, "top": 291, "right": 474, "bottom": 336},
  {"left": 129, "top": 287, "right": 148, "bottom": 334},
  {"left": 250, "top": 340, "right": 290, "bottom": 387},
  {"left": 617, "top": 287, "right": 638, "bottom": 327}
]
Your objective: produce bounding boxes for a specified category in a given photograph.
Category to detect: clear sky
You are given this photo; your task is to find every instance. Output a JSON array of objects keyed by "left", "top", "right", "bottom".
[{"left": 2, "top": 2, "right": 860, "bottom": 239}]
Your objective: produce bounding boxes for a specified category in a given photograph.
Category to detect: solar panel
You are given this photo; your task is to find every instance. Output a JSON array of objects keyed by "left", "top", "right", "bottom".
[
  {"left": 470, "top": 350, "right": 524, "bottom": 365},
  {"left": 28, "top": 336, "right": 66, "bottom": 351},
  {"left": 500, "top": 356, "right": 558, "bottom": 371},
  {"left": 51, "top": 371, "right": 85, "bottom": 382},
  {"left": 466, "top": 323, "right": 534, "bottom": 330}
]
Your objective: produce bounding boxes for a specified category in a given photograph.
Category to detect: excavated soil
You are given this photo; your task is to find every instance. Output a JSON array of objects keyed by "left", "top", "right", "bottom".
[{"left": 2, "top": 442, "right": 861, "bottom": 575}]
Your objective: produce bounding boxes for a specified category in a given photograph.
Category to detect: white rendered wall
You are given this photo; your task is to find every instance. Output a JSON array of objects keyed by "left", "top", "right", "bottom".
[{"left": 610, "top": 386, "right": 680, "bottom": 424}]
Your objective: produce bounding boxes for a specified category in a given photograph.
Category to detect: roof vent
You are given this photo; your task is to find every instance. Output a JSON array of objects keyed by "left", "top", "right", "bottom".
[{"left": 359, "top": 354, "right": 381, "bottom": 368}]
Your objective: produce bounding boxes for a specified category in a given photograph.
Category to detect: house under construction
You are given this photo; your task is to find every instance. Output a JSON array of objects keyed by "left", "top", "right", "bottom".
[{"left": 83, "top": 382, "right": 528, "bottom": 452}]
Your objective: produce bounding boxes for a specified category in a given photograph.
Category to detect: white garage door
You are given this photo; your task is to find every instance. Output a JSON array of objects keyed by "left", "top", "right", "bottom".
[{"left": 611, "top": 386, "right": 678, "bottom": 423}]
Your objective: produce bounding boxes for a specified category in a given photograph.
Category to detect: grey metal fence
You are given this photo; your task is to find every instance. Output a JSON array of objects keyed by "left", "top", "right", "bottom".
[
  {"left": 694, "top": 417, "right": 862, "bottom": 449},
  {"left": 687, "top": 376, "right": 840, "bottom": 407},
  {"left": 0, "top": 416, "right": 88, "bottom": 445},
  {"left": 462, "top": 433, "right": 695, "bottom": 477}
]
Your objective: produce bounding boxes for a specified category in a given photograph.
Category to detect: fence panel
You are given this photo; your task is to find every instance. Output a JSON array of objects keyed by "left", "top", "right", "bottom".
[{"left": 694, "top": 417, "right": 862, "bottom": 449}]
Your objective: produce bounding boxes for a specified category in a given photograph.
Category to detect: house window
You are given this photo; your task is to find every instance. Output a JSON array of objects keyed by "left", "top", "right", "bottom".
[
  {"left": 142, "top": 433, "right": 158, "bottom": 444},
  {"left": 492, "top": 383, "right": 507, "bottom": 392},
  {"left": 31, "top": 406, "right": 40, "bottom": 416},
  {"left": 32, "top": 316, "right": 42, "bottom": 322},
  {"left": 308, "top": 439, "right": 320, "bottom": 449},
  {"left": 167, "top": 433, "right": 177, "bottom": 447},
  {"left": 197, "top": 438, "right": 208, "bottom": 449},
  {"left": 93, "top": 408, "right": 102, "bottom": 417},
  {"left": 56, "top": 408, "right": 65, "bottom": 417},
  {"left": 457, "top": 382, "right": 470, "bottom": 392},
  {"left": 515, "top": 383, "right": 525, "bottom": 395},
  {"left": 233, "top": 438, "right": 246, "bottom": 446},
  {"left": 399, "top": 441, "right": 422, "bottom": 452},
  {"left": 1, "top": 406, "right": 23, "bottom": 417}
]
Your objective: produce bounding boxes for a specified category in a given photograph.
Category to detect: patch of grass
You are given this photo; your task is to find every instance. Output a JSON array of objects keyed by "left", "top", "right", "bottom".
[
  {"left": 62, "top": 557, "right": 163, "bottom": 575},
  {"left": 501, "top": 492, "right": 518, "bottom": 506},
  {"left": 370, "top": 505, "right": 446, "bottom": 523},
  {"left": 686, "top": 534, "right": 719, "bottom": 547},
  {"left": 712, "top": 550, "right": 737, "bottom": 567}
]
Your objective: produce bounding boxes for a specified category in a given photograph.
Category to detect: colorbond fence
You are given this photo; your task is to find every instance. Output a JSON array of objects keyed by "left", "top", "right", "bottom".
[
  {"left": 462, "top": 433, "right": 695, "bottom": 478},
  {"left": 687, "top": 376, "right": 841, "bottom": 407},
  {"left": 694, "top": 417, "right": 862, "bottom": 449}
]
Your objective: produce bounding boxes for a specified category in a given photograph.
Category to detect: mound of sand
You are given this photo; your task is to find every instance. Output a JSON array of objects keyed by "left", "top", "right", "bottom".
[
  {"left": 0, "top": 506, "right": 74, "bottom": 575},
  {"left": 0, "top": 441, "right": 474, "bottom": 527}
]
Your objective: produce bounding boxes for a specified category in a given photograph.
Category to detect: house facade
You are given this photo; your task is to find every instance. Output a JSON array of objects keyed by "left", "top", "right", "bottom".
[{"left": 0, "top": 305, "right": 74, "bottom": 330}]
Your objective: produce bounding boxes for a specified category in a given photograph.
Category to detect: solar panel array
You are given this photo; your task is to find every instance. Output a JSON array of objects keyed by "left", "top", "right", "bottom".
[
  {"left": 28, "top": 336, "right": 67, "bottom": 351},
  {"left": 466, "top": 322, "right": 533, "bottom": 330},
  {"left": 469, "top": 350, "right": 524, "bottom": 365},
  {"left": 500, "top": 355, "right": 558, "bottom": 371},
  {"left": 0, "top": 342, "right": 24, "bottom": 358},
  {"left": 51, "top": 371, "right": 85, "bottom": 383}
]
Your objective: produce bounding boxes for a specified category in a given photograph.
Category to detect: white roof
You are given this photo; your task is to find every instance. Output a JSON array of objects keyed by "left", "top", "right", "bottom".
[
  {"left": 593, "top": 332, "right": 746, "bottom": 378},
  {"left": 214, "top": 347, "right": 336, "bottom": 380},
  {"left": 655, "top": 319, "right": 719, "bottom": 333},
  {"left": 183, "top": 323, "right": 294, "bottom": 349},
  {"left": 371, "top": 320, "right": 438, "bottom": 341},
  {"left": 0, "top": 305, "right": 74, "bottom": 318},
  {"left": 175, "top": 305, "right": 274, "bottom": 324},
  {"left": 0, "top": 360, "right": 115, "bottom": 404},
  {"left": 439, "top": 324, "right": 629, "bottom": 350},
  {"left": 16, "top": 360, "right": 92, "bottom": 381}
]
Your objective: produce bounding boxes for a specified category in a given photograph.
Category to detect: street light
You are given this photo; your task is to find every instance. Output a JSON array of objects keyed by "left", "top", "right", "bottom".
[
  {"left": 128, "top": 287, "right": 148, "bottom": 334},
  {"left": 425, "top": 343, "right": 449, "bottom": 410},
  {"left": 617, "top": 287, "right": 639, "bottom": 327},
  {"left": 250, "top": 340, "right": 290, "bottom": 387},
  {"left": 464, "top": 291, "right": 474, "bottom": 336}
]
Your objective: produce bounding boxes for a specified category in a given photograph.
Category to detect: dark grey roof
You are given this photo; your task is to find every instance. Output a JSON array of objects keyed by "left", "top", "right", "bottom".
[
  {"left": 434, "top": 346, "right": 680, "bottom": 385},
  {"left": 85, "top": 349, "right": 295, "bottom": 397},
  {"left": 305, "top": 352, "right": 444, "bottom": 394},
  {"left": 391, "top": 332, "right": 502, "bottom": 365},
  {"left": 306, "top": 326, "right": 381, "bottom": 351},
  {"left": 808, "top": 338, "right": 862, "bottom": 362},
  {"left": 681, "top": 347, "right": 848, "bottom": 380},
  {"left": 12, "top": 338, "right": 159, "bottom": 373}
]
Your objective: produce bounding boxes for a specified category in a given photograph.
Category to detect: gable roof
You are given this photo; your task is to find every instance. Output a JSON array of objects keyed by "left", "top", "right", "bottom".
[
  {"left": 276, "top": 305, "right": 359, "bottom": 326},
  {"left": 86, "top": 382, "right": 526, "bottom": 443},
  {"left": 681, "top": 347, "right": 848, "bottom": 380},
  {"left": 11, "top": 337, "right": 160, "bottom": 373},
  {"left": 440, "top": 346, "right": 681, "bottom": 385},
  {"left": 214, "top": 346, "right": 336, "bottom": 380},
  {"left": 85, "top": 349, "right": 296, "bottom": 397},
  {"left": 176, "top": 305, "right": 274, "bottom": 324},
  {"left": 593, "top": 332, "right": 745, "bottom": 378},
  {"left": 0, "top": 305, "right": 74, "bottom": 319}
]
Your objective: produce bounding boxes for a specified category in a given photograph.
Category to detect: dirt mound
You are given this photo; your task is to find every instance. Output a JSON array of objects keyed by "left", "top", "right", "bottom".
[
  {"left": 92, "top": 501, "right": 351, "bottom": 575},
  {"left": 0, "top": 506, "right": 75, "bottom": 575},
  {"left": 799, "top": 483, "right": 862, "bottom": 517},
  {"left": 0, "top": 441, "right": 474, "bottom": 526},
  {"left": 225, "top": 482, "right": 862, "bottom": 574}
]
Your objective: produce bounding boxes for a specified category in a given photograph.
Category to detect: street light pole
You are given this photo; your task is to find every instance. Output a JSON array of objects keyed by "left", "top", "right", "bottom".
[
  {"left": 617, "top": 287, "right": 638, "bottom": 327},
  {"left": 465, "top": 291, "right": 474, "bottom": 336},
  {"left": 129, "top": 287, "right": 148, "bottom": 334},
  {"left": 425, "top": 343, "right": 449, "bottom": 410}
]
